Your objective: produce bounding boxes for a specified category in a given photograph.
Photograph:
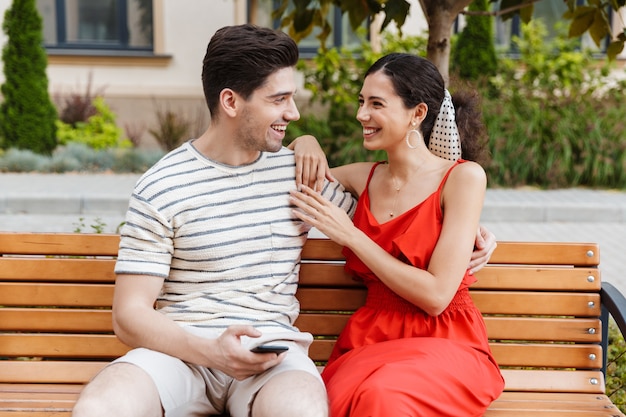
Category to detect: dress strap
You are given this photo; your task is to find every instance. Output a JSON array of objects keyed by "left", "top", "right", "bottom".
[
  {"left": 437, "top": 160, "right": 465, "bottom": 193},
  {"left": 365, "top": 162, "right": 386, "bottom": 190}
]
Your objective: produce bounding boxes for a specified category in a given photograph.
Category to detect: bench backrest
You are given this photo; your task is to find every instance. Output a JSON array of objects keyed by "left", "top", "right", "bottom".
[{"left": 0, "top": 233, "right": 604, "bottom": 395}]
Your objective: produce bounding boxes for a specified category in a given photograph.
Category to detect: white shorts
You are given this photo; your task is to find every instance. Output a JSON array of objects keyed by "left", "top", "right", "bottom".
[{"left": 111, "top": 330, "right": 321, "bottom": 417}]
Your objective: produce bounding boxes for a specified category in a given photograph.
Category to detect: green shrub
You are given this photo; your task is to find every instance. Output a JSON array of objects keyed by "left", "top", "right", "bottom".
[
  {"left": 0, "top": 148, "right": 47, "bottom": 172},
  {"left": 607, "top": 318, "right": 626, "bottom": 412},
  {"left": 0, "top": 143, "right": 164, "bottom": 173},
  {"left": 52, "top": 142, "right": 116, "bottom": 171},
  {"left": 482, "top": 21, "right": 626, "bottom": 189},
  {"left": 110, "top": 147, "right": 164, "bottom": 173},
  {"left": 56, "top": 73, "right": 101, "bottom": 126},
  {"left": 149, "top": 105, "right": 191, "bottom": 151},
  {"left": 0, "top": 0, "right": 58, "bottom": 155},
  {"left": 451, "top": 0, "right": 497, "bottom": 80},
  {"left": 56, "top": 97, "right": 131, "bottom": 150},
  {"left": 45, "top": 153, "right": 83, "bottom": 173}
]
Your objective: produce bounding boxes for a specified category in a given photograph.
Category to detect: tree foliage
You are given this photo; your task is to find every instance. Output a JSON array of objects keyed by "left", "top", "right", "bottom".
[
  {"left": 452, "top": 0, "right": 497, "bottom": 80},
  {"left": 0, "top": 0, "right": 58, "bottom": 154},
  {"left": 274, "top": 0, "right": 626, "bottom": 81}
]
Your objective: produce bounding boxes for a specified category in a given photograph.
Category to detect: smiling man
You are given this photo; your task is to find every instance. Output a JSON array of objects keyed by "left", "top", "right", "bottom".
[{"left": 71, "top": 24, "right": 356, "bottom": 417}]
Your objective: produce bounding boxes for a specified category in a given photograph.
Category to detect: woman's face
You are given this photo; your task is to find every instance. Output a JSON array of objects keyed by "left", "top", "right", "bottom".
[{"left": 356, "top": 71, "right": 414, "bottom": 151}]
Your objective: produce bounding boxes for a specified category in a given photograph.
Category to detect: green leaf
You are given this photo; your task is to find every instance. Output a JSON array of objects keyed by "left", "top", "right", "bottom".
[
  {"left": 519, "top": 3, "right": 534, "bottom": 23},
  {"left": 293, "top": 7, "right": 315, "bottom": 32},
  {"left": 339, "top": 0, "right": 372, "bottom": 30},
  {"left": 568, "top": 9, "right": 595, "bottom": 37},
  {"left": 606, "top": 40, "right": 624, "bottom": 61},
  {"left": 499, "top": 0, "right": 534, "bottom": 21},
  {"left": 380, "top": 0, "right": 411, "bottom": 32},
  {"left": 588, "top": 9, "right": 609, "bottom": 47}
]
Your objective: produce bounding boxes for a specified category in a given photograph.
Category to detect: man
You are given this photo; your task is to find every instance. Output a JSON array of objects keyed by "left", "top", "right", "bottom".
[{"left": 73, "top": 24, "right": 495, "bottom": 417}]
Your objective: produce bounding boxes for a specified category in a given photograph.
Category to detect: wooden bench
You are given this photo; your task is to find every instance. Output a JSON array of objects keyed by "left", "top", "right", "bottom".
[{"left": 1, "top": 232, "right": 625, "bottom": 416}]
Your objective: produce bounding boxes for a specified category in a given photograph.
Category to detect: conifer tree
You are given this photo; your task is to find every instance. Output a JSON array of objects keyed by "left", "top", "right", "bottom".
[
  {"left": 452, "top": 0, "right": 498, "bottom": 80},
  {"left": 0, "top": 0, "right": 57, "bottom": 154}
]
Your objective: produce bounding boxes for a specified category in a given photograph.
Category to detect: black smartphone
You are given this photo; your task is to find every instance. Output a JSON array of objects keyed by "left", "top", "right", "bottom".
[{"left": 250, "top": 344, "right": 289, "bottom": 354}]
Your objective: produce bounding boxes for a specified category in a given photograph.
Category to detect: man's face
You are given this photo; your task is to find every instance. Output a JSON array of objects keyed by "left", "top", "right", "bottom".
[{"left": 235, "top": 67, "right": 300, "bottom": 153}]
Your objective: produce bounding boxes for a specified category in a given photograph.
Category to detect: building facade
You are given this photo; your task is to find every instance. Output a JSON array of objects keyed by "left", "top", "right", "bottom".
[{"left": 0, "top": 0, "right": 623, "bottom": 149}]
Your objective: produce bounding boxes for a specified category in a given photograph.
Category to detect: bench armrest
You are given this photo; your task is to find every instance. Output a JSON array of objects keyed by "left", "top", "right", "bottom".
[
  {"left": 600, "top": 282, "right": 626, "bottom": 378},
  {"left": 602, "top": 282, "right": 626, "bottom": 335}
]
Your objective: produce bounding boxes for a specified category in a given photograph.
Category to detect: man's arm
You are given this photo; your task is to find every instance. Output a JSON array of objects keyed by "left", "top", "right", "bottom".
[
  {"left": 112, "top": 274, "right": 284, "bottom": 380},
  {"left": 469, "top": 225, "right": 497, "bottom": 274}
]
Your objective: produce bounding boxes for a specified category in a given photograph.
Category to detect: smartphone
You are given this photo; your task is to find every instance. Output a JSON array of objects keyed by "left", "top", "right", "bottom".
[{"left": 250, "top": 344, "right": 289, "bottom": 354}]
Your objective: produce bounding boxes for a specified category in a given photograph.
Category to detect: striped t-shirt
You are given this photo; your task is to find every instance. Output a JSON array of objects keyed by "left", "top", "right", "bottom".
[{"left": 115, "top": 141, "right": 356, "bottom": 334}]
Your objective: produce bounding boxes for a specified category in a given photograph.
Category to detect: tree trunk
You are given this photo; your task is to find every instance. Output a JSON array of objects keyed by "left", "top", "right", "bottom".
[{"left": 419, "top": 0, "right": 472, "bottom": 85}]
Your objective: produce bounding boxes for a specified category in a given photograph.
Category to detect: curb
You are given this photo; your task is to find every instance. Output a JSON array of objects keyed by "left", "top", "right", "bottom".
[{"left": 1, "top": 195, "right": 625, "bottom": 224}]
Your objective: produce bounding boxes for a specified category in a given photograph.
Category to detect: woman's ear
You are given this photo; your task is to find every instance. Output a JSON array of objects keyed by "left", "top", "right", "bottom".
[{"left": 413, "top": 102, "right": 428, "bottom": 123}]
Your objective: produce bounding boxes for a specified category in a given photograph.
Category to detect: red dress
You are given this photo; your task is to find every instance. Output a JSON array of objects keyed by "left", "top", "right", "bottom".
[{"left": 321, "top": 161, "right": 504, "bottom": 417}]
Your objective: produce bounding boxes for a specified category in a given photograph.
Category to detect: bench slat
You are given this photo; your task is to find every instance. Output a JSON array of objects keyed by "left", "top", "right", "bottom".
[
  {"left": 488, "top": 242, "right": 599, "bottom": 266},
  {"left": 483, "top": 316, "right": 601, "bottom": 343},
  {"left": 0, "top": 309, "right": 113, "bottom": 332},
  {"left": 0, "top": 236, "right": 599, "bottom": 265},
  {"left": 0, "top": 233, "right": 120, "bottom": 256},
  {"left": 1, "top": 337, "right": 602, "bottom": 370},
  {"left": 0, "top": 258, "right": 116, "bottom": 282},
  {"left": 297, "top": 264, "right": 602, "bottom": 291},
  {"left": 297, "top": 288, "right": 367, "bottom": 311},
  {"left": 471, "top": 292, "right": 601, "bottom": 316},
  {"left": 296, "top": 314, "right": 601, "bottom": 343},
  {"left": 301, "top": 240, "right": 601, "bottom": 266},
  {"left": 0, "top": 283, "right": 114, "bottom": 307},
  {"left": 305, "top": 339, "right": 603, "bottom": 369},
  {"left": 0, "top": 310, "right": 601, "bottom": 344},
  {"left": 0, "top": 363, "right": 107, "bottom": 384},
  {"left": 300, "top": 238, "right": 344, "bottom": 260},
  {"left": 296, "top": 288, "right": 601, "bottom": 316},
  {"left": 0, "top": 335, "right": 129, "bottom": 359},
  {"left": 0, "top": 391, "right": 619, "bottom": 417},
  {"left": 486, "top": 391, "right": 621, "bottom": 416},
  {"left": 500, "top": 369, "right": 605, "bottom": 394},
  {"left": 2, "top": 285, "right": 602, "bottom": 316},
  {"left": 298, "top": 264, "right": 356, "bottom": 286},
  {"left": 474, "top": 266, "right": 600, "bottom": 291},
  {"left": 491, "top": 343, "right": 602, "bottom": 368}
]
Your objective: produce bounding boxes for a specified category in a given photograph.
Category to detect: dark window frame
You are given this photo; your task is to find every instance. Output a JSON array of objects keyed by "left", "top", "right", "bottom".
[{"left": 42, "top": 0, "right": 153, "bottom": 53}]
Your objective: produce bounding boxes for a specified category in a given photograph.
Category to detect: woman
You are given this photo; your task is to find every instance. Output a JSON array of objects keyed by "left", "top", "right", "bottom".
[{"left": 289, "top": 53, "right": 504, "bottom": 416}]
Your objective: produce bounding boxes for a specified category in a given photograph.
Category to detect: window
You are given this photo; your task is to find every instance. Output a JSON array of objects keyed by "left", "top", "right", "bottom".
[
  {"left": 36, "top": 0, "right": 153, "bottom": 53},
  {"left": 494, "top": 0, "right": 609, "bottom": 54},
  {"left": 251, "top": 0, "right": 364, "bottom": 58}
]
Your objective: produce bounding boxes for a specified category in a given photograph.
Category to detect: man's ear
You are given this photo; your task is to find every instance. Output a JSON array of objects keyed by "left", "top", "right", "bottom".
[{"left": 219, "top": 88, "right": 239, "bottom": 118}]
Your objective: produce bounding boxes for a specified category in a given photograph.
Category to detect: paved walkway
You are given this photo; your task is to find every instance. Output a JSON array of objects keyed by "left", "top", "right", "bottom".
[{"left": 2, "top": 173, "right": 626, "bottom": 294}]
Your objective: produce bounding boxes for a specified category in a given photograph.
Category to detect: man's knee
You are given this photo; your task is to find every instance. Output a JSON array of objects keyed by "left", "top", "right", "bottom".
[
  {"left": 252, "top": 371, "right": 328, "bottom": 417},
  {"left": 72, "top": 362, "right": 162, "bottom": 417}
]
